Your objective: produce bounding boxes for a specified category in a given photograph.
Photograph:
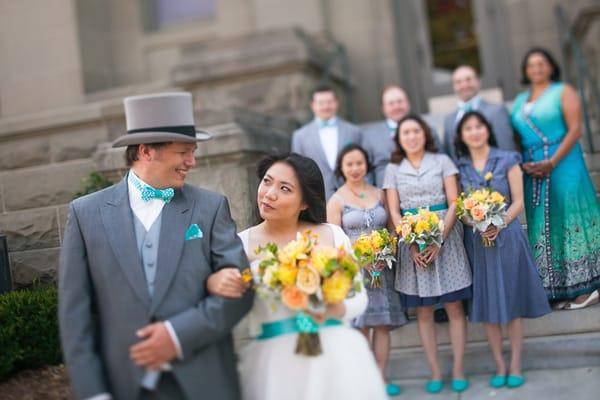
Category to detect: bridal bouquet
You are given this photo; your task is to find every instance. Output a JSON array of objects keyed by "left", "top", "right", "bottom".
[
  {"left": 254, "top": 231, "right": 361, "bottom": 356},
  {"left": 396, "top": 209, "right": 444, "bottom": 264},
  {"left": 456, "top": 187, "right": 507, "bottom": 247},
  {"left": 353, "top": 229, "right": 397, "bottom": 288}
]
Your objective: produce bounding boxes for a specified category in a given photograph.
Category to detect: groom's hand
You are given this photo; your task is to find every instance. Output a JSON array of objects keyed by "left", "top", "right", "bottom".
[{"left": 130, "top": 323, "right": 177, "bottom": 369}]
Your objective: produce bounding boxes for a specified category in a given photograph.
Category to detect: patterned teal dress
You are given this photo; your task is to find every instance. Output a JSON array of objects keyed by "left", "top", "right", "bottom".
[{"left": 511, "top": 82, "right": 600, "bottom": 300}]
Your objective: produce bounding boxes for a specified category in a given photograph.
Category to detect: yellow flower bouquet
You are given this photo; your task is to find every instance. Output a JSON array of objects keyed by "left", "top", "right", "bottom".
[
  {"left": 254, "top": 231, "right": 361, "bottom": 356},
  {"left": 353, "top": 229, "right": 397, "bottom": 288},
  {"left": 396, "top": 209, "right": 445, "bottom": 263},
  {"left": 456, "top": 187, "right": 507, "bottom": 246}
]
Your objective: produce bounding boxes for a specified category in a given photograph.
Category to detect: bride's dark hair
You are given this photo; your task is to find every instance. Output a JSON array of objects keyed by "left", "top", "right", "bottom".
[{"left": 256, "top": 152, "right": 326, "bottom": 224}]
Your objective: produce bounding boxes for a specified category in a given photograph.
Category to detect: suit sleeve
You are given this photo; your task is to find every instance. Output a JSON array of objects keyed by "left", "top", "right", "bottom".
[
  {"left": 442, "top": 115, "right": 453, "bottom": 157},
  {"left": 59, "top": 203, "right": 111, "bottom": 399},
  {"left": 494, "top": 106, "right": 517, "bottom": 151},
  {"left": 168, "top": 197, "right": 254, "bottom": 356},
  {"left": 291, "top": 129, "right": 302, "bottom": 154}
]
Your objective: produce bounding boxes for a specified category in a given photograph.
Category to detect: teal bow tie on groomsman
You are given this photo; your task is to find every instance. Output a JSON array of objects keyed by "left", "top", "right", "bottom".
[
  {"left": 459, "top": 102, "right": 474, "bottom": 113},
  {"left": 317, "top": 118, "right": 337, "bottom": 129},
  {"left": 130, "top": 173, "right": 175, "bottom": 203}
]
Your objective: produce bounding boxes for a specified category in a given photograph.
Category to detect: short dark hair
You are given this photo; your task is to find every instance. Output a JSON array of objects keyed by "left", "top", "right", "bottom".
[
  {"left": 334, "top": 144, "right": 372, "bottom": 180},
  {"left": 310, "top": 84, "right": 337, "bottom": 101},
  {"left": 520, "top": 47, "right": 561, "bottom": 85},
  {"left": 256, "top": 152, "right": 326, "bottom": 224},
  {"left": 390, "top": 114, "right": 438, "bottom": 164},
  {"left": 454, "top": 111, "right": 498, "bottom": 158},
  {"left": 125, "top": 142, "right": 171, "bottom": 166}
]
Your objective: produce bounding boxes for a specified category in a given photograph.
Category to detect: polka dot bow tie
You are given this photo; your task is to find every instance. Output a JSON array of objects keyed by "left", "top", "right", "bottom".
[{"left": 130, "top": 174, "right": 174, "bottom": 203}]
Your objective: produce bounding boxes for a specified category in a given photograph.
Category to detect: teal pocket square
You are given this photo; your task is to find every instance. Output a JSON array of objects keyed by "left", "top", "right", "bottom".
[{"left": 185, "top": 224, "right": 203, "bottom": 240}]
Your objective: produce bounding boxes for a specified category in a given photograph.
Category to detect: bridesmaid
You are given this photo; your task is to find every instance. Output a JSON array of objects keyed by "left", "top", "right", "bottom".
[
  {"left": 455, "top": 111, "right": 551, "bottom": 389},
  {"left": 327, "top": 144, "right": 407, "bottom": 397},
  {"left": 383, "top": 115, "right": 472, "bottom": 394},
  {"left": 511, "top": 48, "right": 600, "bottom": 309}
]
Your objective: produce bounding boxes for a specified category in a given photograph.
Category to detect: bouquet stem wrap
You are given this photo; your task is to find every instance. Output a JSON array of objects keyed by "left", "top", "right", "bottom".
[{"left": 294, "top": 312, "right": 322, "bottom": 356}]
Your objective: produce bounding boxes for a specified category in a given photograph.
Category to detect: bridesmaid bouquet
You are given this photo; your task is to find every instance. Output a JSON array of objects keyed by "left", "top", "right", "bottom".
[
  {"left": 254, "top": 231, "right": 361, "bottom": 356},
  {"left": 353, "top": 229, "right": 397, "bottom": 288},
  {"left": 396, "top": 209, "right": 445, "bottom": 265},
  {"left": 456, "top": 188, "right": 507, "bottom": 246}
]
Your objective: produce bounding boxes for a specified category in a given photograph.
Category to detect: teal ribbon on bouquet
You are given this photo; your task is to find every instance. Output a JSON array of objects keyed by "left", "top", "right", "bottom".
[
  {"left": 256, "top": 312, "right": 342, "bottom": 340},
  {"left": 401, "top": 202, "right": 448, "bottom": 216}
]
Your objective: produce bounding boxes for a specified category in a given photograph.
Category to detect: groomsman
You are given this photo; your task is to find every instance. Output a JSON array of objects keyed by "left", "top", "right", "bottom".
[
  {"left": 362, "top": 85, "right": 442, "bottom": 187},
  {"left": 291, "top": 85, "right": 362, "bottom": 199},
  {"left": 443, "top": 65, "right": 516, "bottom": 160}
]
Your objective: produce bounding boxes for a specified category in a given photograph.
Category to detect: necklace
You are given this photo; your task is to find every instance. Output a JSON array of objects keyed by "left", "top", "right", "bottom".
[{"left": 348, "top": 184, "right": 366, "bottom": 199}]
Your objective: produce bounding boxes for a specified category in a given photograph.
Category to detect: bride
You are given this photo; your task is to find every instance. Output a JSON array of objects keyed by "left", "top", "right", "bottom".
[{"left": 206, "top": 153, "right": 387, "bottom": 400}]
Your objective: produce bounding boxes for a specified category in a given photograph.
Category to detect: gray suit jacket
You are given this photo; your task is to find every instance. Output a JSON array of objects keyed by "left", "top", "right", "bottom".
[
  {"left": 291, "top": 118, "right": 362, "bottom": 199},
  {"left": 361, "top": 120, "right": 443, "bottom": 188},
  {"left": 443, "top": 99, "right": 516, "bottom": 160},
  {"left": 58, "top": 178, "right": 253, "bottom": 400}
]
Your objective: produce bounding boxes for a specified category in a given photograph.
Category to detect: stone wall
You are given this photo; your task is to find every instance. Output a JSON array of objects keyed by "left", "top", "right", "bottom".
[{"left": 0, "top": 28, "right": 345, "bottom": 288}]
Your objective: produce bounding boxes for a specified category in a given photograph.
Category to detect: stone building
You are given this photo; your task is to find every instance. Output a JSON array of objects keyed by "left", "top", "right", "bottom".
[{"left": 0, "top": 0, "right": 598, "bottom": 288}]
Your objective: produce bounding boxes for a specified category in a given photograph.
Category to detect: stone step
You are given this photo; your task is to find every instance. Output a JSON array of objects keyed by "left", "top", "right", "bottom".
[
  {"left": 387, "top": 331, "right": 600, "bottom": 380},
  {"left": 583, "top": 151, "right": 600, "bottom": 172},
  {"left": 390, "top": 302, "right": 600, "bottom": 349}
]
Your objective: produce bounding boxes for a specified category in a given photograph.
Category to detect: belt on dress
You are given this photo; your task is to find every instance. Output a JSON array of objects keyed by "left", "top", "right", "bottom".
[
  {"left": 401, "top": 202, "right": 448, "bottom": 216},
  {"left": 256, "top": 316, "right": 342, "bottom": 340}
]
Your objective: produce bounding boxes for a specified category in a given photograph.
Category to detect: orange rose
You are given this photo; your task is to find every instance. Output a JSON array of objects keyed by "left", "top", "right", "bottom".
[
  {"left": 463, "top": 197, "right": 477, "bottom": 210},
  {"left": 281, "top": 286, "right": 308, "bottom": 310},
  {"left": 471, "top": 204, "right": 488, "bottom": 222},
  {"left": 400, "top": 223, "right": 412, "bottom": 238}
]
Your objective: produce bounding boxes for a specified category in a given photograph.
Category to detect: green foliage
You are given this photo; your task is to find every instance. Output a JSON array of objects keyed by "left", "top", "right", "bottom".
[
  {"left": 0, "top": 285, "right": 61, "bottom": 378},
  {"left": 74, "top": 171, "right": 112, "bottom": 199}
]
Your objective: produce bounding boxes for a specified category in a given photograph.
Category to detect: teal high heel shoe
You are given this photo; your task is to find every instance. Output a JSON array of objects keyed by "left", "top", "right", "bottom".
[
  {"left": 425, "top": 380, "right": 444, "bottom": 394},
  {"left": 489, "top": 375, "right": 507, "bottom": 388},
  {"left": 507, "top": 375, "right": 525, "bottom": 388},
  {"left": 386, "top": 383, "right": 401, "bottom": 396},
  {"left": 451, "top": 379, "right": 470, "bottom": 393}
]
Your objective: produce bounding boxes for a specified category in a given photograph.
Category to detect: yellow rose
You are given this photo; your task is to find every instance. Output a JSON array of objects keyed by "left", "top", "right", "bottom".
[
  {"left": 472, "top": 190, "right": 488, "bottom": 203},
  {"left": 311, "top": 246, "right": 338, "bottom": 273},
  {"left": 415, "top": 220, "right": 429, "bottom": 235},
  {"left": 278, "top": 236, "right": 309, "bottom": 265},
  {"left": 296, "top": 266, "right": 321, "bottom": 294},
  {"left": 489, "top": 191, "right": 505, "bottom": 204},
  {"left": 353, "top": 236, "right": 373, "bottom": 256},
  {"left": 277, "top": 263, "right": 298, "bottom": 286},
  {"left": 322, "top": 271, "right": 352, "bottom": 304},
  {"left": 370, "top": 231, "right": 384, "bottom": 250},
  {"left": 401, "top": 223, "right": 412, "bottom": 238}
]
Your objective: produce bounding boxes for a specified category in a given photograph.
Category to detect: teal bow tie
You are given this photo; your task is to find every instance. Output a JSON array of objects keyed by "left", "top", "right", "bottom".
[
  {"left": 317, "top": 119, "right": 337, "bottom": 129},
  {"left": 459, "top": 102, "right": 474, "bottom": 113},
  {"left": 130, "top": 173, "right": 174, "bottom": 203}
]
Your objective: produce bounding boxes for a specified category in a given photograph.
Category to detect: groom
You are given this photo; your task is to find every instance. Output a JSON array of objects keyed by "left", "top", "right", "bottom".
[{"left": 59, "top": 92, "right": 253, "bottom": 400}]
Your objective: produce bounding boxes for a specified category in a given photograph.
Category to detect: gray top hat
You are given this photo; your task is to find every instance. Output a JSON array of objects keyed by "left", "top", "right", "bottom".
[{"left": 112, "top": 92, "right": 213, "bottom": 147}]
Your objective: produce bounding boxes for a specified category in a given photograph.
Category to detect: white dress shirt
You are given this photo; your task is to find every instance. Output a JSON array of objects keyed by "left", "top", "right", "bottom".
[{"left": 317, "top": 118, "right": 339, "bottom": 170}]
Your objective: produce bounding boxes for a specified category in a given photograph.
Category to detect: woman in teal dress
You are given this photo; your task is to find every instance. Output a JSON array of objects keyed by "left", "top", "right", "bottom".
[{"left": 511, "top": 47, "right": 600, "bottom": 309}]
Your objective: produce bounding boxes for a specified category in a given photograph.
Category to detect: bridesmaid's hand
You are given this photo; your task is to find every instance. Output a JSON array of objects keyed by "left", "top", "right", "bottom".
[
  {"left": 206, "top": 268, "right": 249, "bottom": 299},
  {"left": 307, "top": 302, "right": 346, "bottom": 324},
  {"left": 409, "top": 244, "right": 428, "bottom": 268},
  {"left": 524, "top": 160, "right": 553, "bottom": 177},
  {"left": 481, "top": 225, "right": 501, "bottom": 241},
  {"left": 422, "top": 244, "right": 441, "bottom": 265}
]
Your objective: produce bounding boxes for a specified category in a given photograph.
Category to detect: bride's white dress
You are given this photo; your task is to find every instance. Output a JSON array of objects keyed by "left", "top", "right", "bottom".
[{"left": 235, "top": 223, "right": 387, "bottom": 400}]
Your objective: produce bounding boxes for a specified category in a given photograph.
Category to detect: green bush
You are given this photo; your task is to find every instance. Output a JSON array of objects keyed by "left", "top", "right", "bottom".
[
  {"left": 0, "top": 285, "right": 61, "bottom": 378},
  {"left": 74, "top": 171, "right": 112, "bottom": 199}
]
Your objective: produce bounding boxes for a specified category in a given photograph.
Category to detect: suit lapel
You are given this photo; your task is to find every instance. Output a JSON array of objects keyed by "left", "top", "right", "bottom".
[
  {"left": 100, "top": 179, "right": 151, "bottom": 309},
  {"left": 150, "top": 188, "right": 194, "bottom": 314}
]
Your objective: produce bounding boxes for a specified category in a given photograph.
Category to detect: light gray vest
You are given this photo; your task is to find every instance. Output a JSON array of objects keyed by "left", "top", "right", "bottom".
[{"left": 133, "top": 212, "right": 162, "bottom": 297}]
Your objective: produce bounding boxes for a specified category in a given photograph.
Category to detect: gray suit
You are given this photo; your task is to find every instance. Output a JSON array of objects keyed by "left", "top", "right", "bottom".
[
  {"left": 361, "top": 120, "right": 443, "bottom": 188},
  {"left": 443, "top": 99, "right": 516, "bottom": 160},
  {"left": 291, "top": 118, "right": 362, "bottom": 199},
  {"left": 59, "top": 178, "right": 253, "bottom": 400}
]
